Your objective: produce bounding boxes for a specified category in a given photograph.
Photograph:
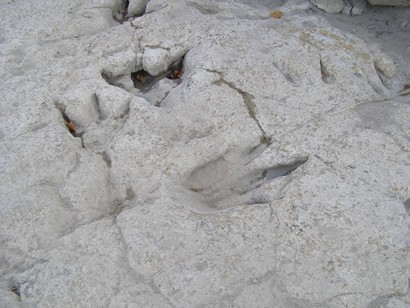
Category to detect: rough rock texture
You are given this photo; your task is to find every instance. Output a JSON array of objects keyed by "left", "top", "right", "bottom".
[
  {"left": 311, "top": 0, "right": 410, "bottom": 15},
  {"left": 342, "top": 0, "right": 368, "bottom": 15},
  {"left": 310, "top": 0, "right": 367, "bottom": 15},
  {"left": 368, "top": 0, "right": 410, "bottom": 6},
  {"left": 310, "top": 0, "right": 345, "bottom": 14},
  {"left": 127, "top": 0, "right": 150, "bottom": 17},
  {"left": 0, "top": 0, "right": 409, "bottom": 307}
]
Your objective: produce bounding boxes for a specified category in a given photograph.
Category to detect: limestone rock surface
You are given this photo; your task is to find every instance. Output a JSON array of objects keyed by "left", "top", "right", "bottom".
[
  {"left": 342, "top": 0, "right": 367, "bottom": 15},
  {"left": 368, "top": 0, "right": 410, "bottom": 6},
  {"left": 310, "top": 0, "right": 367, "bottom": 15},
  {"left": 0, "top": 0, "right": 409, "bottom": 307},
  {"left": 310, "top": 0, "right": 345, "bottom": 13}
]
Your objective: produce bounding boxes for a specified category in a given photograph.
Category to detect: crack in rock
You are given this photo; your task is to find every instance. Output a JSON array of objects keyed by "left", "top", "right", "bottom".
[
  {"left": 208, "top": 69, "right": 270, "bottom": 144},
  {"left": 113, "top": 212, "right": 176, "bottom": 307}
]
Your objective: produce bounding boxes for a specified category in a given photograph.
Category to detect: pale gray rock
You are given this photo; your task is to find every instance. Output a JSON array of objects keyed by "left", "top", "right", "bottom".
[
  {"left": 95, "top": 85, "right": 133, "bottom": 119},
  {"left": 0, "top": 186, "right": 76, "bottom": 275},
  {"left": 144, "top": 78, "right": 180, "bottom": 106},
  {"left": 368, "top": 0, "right": 410, "bottom": 6},
  {"left": 311, "top": 0, "right": 367, "bottom": 15},
  {"left": 310, "top": 0, "right": 345, "bottom": 13},
  {"left": 143, "top": 47, "right": 171, "bottom": 76},
  {"left": 0, "top": 0, "right": 409, "bottom": 307},
  {"left": 127, "top": 0, "right": 149, "bottom": 17},
  {"left": 13, "top": 219, "right": 131, "bottom": 306},
  {"left": 0, "top": 289, "right": 21, "bottom": 308},
  {"left": 56, "top": 80, "right": 103, "bottom": 132},
  {"left": 342, "top": 0, "right": 367, "bottom": 15}
]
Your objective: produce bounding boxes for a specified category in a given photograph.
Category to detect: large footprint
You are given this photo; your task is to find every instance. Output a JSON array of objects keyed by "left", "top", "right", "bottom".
[{"left": 183, "top": 144, "right": 308, "bottom": 211}]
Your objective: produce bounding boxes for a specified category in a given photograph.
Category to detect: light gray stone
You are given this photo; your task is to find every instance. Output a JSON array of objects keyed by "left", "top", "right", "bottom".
[
  {"left": 14, "top": 219, "right": 132, "bottom": 306},
  {"left": 342, "top": 0, "right": 367, "bottom": 15},
  {"left": 368, "top": 0, "right": 410, "bottom": 6},
  {"left": 127, "top": 0, "right": 149, "bottom": 17},
  {"left": 0, "top": 289, "right": 22, "bottom": 308},
  {"left": 0, "top": 0, "right": 409, "bottom": 307},
  {"left": 310, "top": 0, "right": 345, "bottom": 13},
  {"left": 143, "top": 47, "right": 171, "bottom": 76},
  {"left": 95, "top": 85, "right": 133, "bottom": 119}
]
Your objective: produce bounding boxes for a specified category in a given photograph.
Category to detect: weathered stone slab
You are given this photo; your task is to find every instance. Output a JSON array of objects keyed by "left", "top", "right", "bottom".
[
  {"left": 0, "top": 0, "right": 409, "bottom": 306},
  {"left": 310, "top": 0, "right": 345, "bottom": 13},
  {"left": 368, "top": 0, "right": 410, "bottom": 6}
]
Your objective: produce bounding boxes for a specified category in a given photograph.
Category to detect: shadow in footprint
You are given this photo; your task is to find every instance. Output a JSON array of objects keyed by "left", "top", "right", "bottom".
[
  {"left": 113, "top": 0, "right": 129, "bottom": 23},
  {"left": 102, "top": 56, "right": 185, "bottom": 107},
  {"left": 404, "top": 198, "right": 410, "bottom": 216},
  {"left": 114, "top": 0, "right": 148, "bottom": 23},
  {"left": 131, "top": 58, "right": 184, "bottom": 93}
]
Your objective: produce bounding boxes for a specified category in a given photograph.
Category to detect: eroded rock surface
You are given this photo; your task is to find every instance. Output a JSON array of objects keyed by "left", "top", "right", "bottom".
[
  {"left": 0, "top": 0, "right": 409, "bottom": 307},
  {"left": 368, "top": 0, "right": 410, "bottom": 6}
]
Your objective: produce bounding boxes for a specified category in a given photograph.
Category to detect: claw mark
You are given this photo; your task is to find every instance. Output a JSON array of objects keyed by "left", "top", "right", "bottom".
[
  {"left": 320, "top": 59, "right": 335, "bottom": 84},
  {"left": 373, "top": 61, "right": 392, "bottom": 90},
  {"left": 93, "top": 93, "right": 104, "bottom": 121},
  {"left": 404, "top": 198, "right": 410, "bottom": 216},
  {"left": 100, "top": 151, "right": 111, "bottom": 168},
  {"left": 11, "top": 282, "right": 21, "bottom": 301},
  {"left": 258, "top": 158, "right": 308, "bottom": 182},
  {"left": 272, "top": 61, "right": 297, "bottom": 86}
]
